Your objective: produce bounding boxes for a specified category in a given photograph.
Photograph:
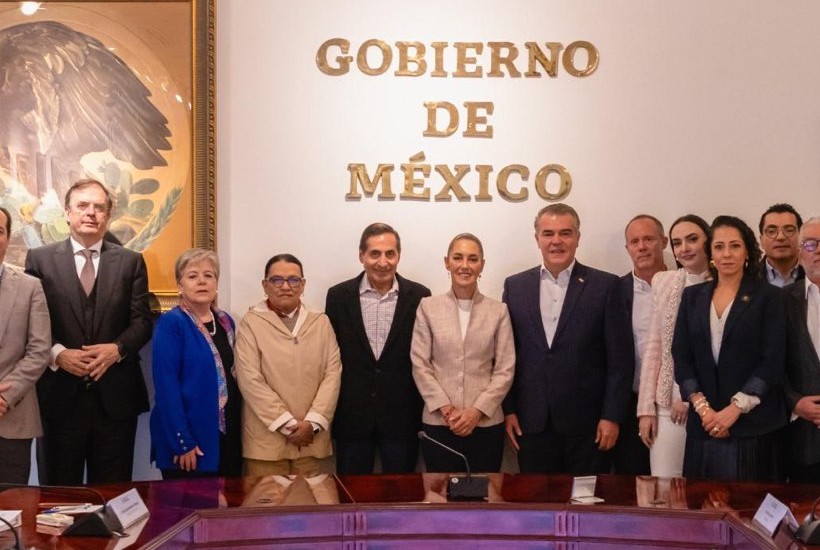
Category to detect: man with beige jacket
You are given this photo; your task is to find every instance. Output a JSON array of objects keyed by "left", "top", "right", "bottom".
[{"left": 0, "top": 206, "right": 51, "bottom": 483}]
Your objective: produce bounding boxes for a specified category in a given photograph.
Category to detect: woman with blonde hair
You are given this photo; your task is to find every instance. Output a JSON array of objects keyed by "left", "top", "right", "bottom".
[{"left": 151, "top": 248, "right": 242, "bottom": 478}]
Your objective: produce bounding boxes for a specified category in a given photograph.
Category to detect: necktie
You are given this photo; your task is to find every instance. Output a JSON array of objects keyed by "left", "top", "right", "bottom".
[{"left": 80, "top": 249, "right": 95, "bottom": 296}]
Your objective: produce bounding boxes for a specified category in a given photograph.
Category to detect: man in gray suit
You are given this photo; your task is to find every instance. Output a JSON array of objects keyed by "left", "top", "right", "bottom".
[
  {"left": 26, "top": 179, "right": 152, "bottom": 484},
  {"left": 785, "top": 216, "right": 820, "bottom": 483},
  {"left": 0, "top": 206, "right": 51, "bottom": 483}
]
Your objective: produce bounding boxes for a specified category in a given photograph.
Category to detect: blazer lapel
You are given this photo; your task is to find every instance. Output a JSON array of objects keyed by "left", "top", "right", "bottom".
[
  {"left": 622, "top": 274, "right": 634, "bottom": 318},
  {"left": 694, "top": 281, "right": 714, "bottom": 358},
  {"left": 93, "top": 242, "right": 123, "bottom": 337},
  {"left": 348, "top": 274, "right": 376, "bottom": 362},
  {"left": 721, "top": 276, "right": 755, "bottom": 344},
  {"left": 382, "top": 274, "right": 412, "bottom": 359},
  {"left": 0, "top": 265, "right": 18, "bottom": 346},
  {"left": 57, "top": 239, "right": 86, "bottom": 328},
  {"left": 791, "top": 281, "right": 820, "bottom": 369},
  {"left": 553, "top": 263, "right": 586, "bottom": 344}
]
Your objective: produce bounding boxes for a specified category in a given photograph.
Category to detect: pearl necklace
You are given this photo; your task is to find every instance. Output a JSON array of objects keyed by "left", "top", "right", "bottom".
[{"left": 203, "top": 311, "right": 216, "bottom": 336}]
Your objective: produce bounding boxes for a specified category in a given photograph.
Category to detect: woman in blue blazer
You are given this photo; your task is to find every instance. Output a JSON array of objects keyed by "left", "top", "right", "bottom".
[
  {"left": 672, "top": 216, "right": 787, "bottom": 481},
  {"left": 150, "top": 249, "right": 242, "bottom": 478}
]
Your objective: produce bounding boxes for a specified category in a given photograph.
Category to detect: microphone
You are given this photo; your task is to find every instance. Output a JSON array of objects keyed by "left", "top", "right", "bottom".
[
  {"left": 417, "top": 430, "right": 489, "bottom": 501},
  {"left": 417, "top": 430, "right": 472, "bottom": 480}
]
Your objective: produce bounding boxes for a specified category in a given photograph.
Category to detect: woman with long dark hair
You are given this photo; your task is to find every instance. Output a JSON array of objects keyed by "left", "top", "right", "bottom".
[
  {"left": 672, "top": 216, "right": 787, "bottom": 481},
  {"left": 638, "top": 214, "right": 711, "bottom": 477}
]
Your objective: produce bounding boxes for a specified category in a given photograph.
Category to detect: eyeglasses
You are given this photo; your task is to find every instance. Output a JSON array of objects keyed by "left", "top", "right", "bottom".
[
  {"left": 763, "top": 225, "right": 798, "bottom": 239},
  {"left": 265, "top": 276, "right": 303, "bottom": 287},
  {"left": 801, "top": 239, "right": 819, "bottom": 253}
]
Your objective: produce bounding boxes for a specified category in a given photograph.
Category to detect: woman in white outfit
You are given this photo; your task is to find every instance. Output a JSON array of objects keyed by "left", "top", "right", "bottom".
[{"left": 637, "top": 215, "right": 711, "bottom": 477}]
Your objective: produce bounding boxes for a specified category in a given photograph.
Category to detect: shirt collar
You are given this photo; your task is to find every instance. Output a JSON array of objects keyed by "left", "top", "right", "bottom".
[
  {"left": 359, "top": 274, "right": 399, "bottom": 296},
  {"left": 631, "top": 271, "right": 652, "bottom": 292},
  {"left": 540, "top": 260, "right": 575, "bottom": 283},
  {"left": 766, "top": 257, "right": 799, "bottom": 279},
  {"left": 805, "top": 280, "right": 820, "bottom": 301},
  {"left": 70, "top": 236, "right": 103, "bottom": 255}
]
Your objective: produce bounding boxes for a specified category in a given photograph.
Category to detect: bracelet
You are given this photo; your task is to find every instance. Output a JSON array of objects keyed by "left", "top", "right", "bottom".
[{"left": 694, "top": 400, "right": 710, "bottom": 412}]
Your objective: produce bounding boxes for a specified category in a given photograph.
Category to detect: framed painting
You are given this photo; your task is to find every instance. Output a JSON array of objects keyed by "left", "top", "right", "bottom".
[{"left": 0, "top": 0, "right": 216, "bottom": 311}]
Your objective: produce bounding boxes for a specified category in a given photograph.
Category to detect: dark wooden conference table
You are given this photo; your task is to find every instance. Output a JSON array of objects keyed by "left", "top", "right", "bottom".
[{"left": 1, "top": 473, "right": 818, "bottom": 549}]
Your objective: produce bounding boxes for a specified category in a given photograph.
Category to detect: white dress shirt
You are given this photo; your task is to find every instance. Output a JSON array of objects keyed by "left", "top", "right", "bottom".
[
  {"left": 631, "top": 273, "right": 653, "bottom": 392},
  {"left": 540, "top": 260, "right": 574, "bottom": 347},
  {"left": 806, "top": 281, "right": 820, "bottom": 360}
]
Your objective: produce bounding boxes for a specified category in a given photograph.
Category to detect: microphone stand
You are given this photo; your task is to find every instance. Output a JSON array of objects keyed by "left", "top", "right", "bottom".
[{"left": 418, "top": 431, "right": 489, "bottom": 501}]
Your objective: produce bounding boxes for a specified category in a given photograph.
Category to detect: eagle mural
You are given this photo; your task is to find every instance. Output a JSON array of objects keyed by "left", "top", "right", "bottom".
[{"left": 0, "top": 20, "right": 180, "bottom": 259}]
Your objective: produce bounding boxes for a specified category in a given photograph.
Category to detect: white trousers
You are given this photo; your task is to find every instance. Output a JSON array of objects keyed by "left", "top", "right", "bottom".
[{"left": 649, "top": 405, "right": 687, "bottom": 478}]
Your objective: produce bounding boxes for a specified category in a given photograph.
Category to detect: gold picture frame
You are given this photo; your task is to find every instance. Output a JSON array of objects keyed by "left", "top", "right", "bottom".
[{"left": 0, "top": 0, "right": 216, "bottom": 311}]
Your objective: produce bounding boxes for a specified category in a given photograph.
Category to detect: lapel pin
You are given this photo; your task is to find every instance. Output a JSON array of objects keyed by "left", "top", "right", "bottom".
[
  {"left": 578, "top": 277, "right": 584, "bottom": 283},
  {"left": 741, "top": 295, "right": 750, "bottom": 302}
]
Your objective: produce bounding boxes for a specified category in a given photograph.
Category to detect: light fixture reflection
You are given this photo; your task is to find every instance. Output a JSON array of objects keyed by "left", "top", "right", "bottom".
[{"left": 20, "top": 2, "right": 42, "bottom": 16}]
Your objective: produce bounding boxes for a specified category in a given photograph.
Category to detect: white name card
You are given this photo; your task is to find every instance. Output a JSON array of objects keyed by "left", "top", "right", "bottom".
[
  {"left": 106, "top": 488, "right": 149, "bottom": 530},
  {"left": 570, "top": 475, "right": 604, "bottom": 504},
  {"left": 0, "top": 510, "right": 21, "bottom": 532},
  {"left": 753, "top": 493, "right": 798, "bottom": 537}
]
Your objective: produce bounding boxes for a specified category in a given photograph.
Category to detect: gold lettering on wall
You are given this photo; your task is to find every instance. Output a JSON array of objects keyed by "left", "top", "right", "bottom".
[
  {"left": 316, "top": 37, "right": 595, "bottom": 202},
  {"left": 316, "top": 38, "right": 599, "bottom": 78},
  {"left": 346, "top": 158, "right": 570, "bottom": 203}
]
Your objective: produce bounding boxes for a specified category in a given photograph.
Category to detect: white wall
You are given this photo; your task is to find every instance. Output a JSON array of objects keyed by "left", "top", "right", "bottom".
[
  {"left": 55, "top": 0, "right": 817, "bottom": 483},
  {"left": 217, "top": 0, "right": 820, "bottom": 316}
]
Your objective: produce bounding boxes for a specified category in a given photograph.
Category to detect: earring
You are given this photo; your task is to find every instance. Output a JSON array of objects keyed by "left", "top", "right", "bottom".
[{"left": 709, "top": 259, "right": 715, "bottom": 268}]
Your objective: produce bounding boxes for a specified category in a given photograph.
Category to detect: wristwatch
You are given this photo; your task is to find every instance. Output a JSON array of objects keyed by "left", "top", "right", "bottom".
[{"left": 116, "top": 341, "right": 128, "bottom": 362}]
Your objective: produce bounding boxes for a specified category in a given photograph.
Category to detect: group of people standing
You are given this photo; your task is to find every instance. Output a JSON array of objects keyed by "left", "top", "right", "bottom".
[
  {"left": 623, "top": 204, "right": 819, "bottom": 484},
  {"left": 0, "top": 177, "right": 818, "bottom": 487}
]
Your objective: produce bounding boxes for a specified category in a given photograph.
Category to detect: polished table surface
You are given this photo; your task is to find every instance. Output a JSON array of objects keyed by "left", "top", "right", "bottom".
[{"left": 1, "top": 474, "right": 818, "bottom": 548}]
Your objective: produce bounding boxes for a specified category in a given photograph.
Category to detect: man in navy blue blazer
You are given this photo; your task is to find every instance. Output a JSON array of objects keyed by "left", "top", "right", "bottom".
[
  {"left": 502, "top": 204, "right": 634, "bottom": 474},
  {"left": 612, "top": 214, "right": 667, "bottom": 475}
]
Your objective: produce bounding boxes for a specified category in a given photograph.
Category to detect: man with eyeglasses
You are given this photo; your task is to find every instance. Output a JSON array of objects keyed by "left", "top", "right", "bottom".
[
  {"left": 325, "top": 223, "right": 430, "bottom": 474},
  {"left": 758, "top": 203, "right": 805, "bottom": 287},
  {"left": 25, "top": 179, "right": 152, "bottom": 484},
  {"left": 784, "top": 217, "right": 820, "bottom": 483}
]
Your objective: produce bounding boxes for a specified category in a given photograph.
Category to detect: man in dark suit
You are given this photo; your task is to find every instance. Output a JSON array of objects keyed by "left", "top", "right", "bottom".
[
  {"left": 503, "top": 204, "right": 634, "bottom": 474},
  {"left": 784, "top": 216, "right": 820, "bottom": 483},
  {"left": 612, "top": 214, "right": 667, "bottom": 475},
  {"left": 759, "top": 203, "right": 804, "bottom": 287},
  {"left": 25, "top": 179, "right": 152, "bottom": 484},
  {"left": 325, "top": 223, "right": 430, "bottom": 474}
]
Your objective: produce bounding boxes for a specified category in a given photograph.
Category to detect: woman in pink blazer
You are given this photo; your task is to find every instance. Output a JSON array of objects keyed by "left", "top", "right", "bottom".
[
  {"left": 637, "top": 215, "right": 711, "bottom": 477},
  {"left": 411, "top": 233, "right": 515, "bottom": 473}
]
